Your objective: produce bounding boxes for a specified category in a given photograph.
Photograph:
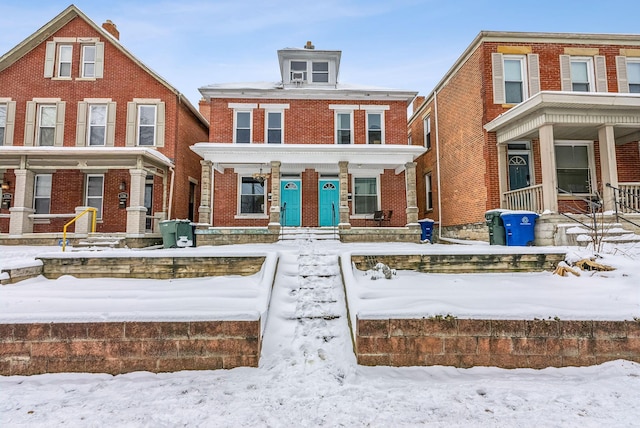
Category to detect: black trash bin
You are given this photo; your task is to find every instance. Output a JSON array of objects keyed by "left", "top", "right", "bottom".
[
  {"left": 418, "top": 218, "right": 435, "bottom": 242},
  {"left": 485, "top": 209, "right": 507, "bottom": 245}
]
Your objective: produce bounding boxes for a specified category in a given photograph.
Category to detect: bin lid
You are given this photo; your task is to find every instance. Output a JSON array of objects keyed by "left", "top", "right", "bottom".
[
  {"left": 499, "top": 210, "right": 539, "bottom": 218},
  {"left": 418, "top": 218, "right": 435, "bottom": 223}
]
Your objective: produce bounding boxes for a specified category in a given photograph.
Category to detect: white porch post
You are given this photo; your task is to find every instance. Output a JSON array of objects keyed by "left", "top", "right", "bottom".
[
  {"left": 126, "top": 168, "right": 147, "bottom": 237},
  {"left": 539, "top": 124, "right": 558, "bottom": 213},
  {"left": 404, "top": 161, "right": 419, "bottom": 226},
  {"left": 598, "top": 125, "right": 619, "bottom": 211},
  {"left": 9, "top": 169, "right": 35, "bottom": 236},
  {"left": 497, "top": 143, "right": 508, "bottom": 208},
  {"left": 198, "top": 160, "right": 212, "bottom": 225},
  {"left": 268, "top": 160, "right": 281, "bottom": 232},
  {"left": 338, "top": 161, "right": 351, "bottom": 229},
  {"left": 73, "top": 206, "right": 93, "bottom": 237}
]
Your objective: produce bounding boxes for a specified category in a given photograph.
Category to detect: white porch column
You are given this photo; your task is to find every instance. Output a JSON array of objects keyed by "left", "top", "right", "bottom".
[
  {"left": 539, "top": 124, "right": 558, "bottom": 213},
  {"left": 126, "top": 169, "right": 147, "bottom": 237},
  {"left": 338, "top": 161, "right": 351, "bottom": 229},
  {"left": 404, "top": 162, "right": 419, "bottom": 226},
  {"left": 598, "top": 125, "right": 619, "bottom": 212},
  {"left": 9, "top": 169, "right": 35, "bottom": 236},
  {"left": 268, "top": 161, "right": 281, "bottom": 232},
  {"left": 73, "top": 206, "right": 93, "bottom": 237},
  {"left": 198, "top": 160, "right": 212, "bottom": 225},
  {"left": 497, "top": 144, "right": 508, "bottom": 207}
]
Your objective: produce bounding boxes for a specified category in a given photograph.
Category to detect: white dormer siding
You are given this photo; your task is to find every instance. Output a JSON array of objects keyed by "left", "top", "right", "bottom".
[{"left": 277, "top": 44, "right": 341, "bottom": 87}]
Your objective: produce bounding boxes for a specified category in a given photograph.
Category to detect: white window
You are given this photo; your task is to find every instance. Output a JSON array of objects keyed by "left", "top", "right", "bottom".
[
  {"left": 336, "top": 112, "right": 352, "bottom": 144},
  {"left": 290, "top": 61, "right": 307, "bottom": 82},
  {"left": 137, "top": 105, "right": 156, "bottom": 146},
  {"left": 353, "top": 177, "right": 378, "bottom": 214},
  {"left": 234, "top": 111, "right": 252, "bottom": 143},
  {"left": 555, "top": 142, "right": 595, "bottom": 194},
  {"left": 85, "top": 175, "right": 104, "bottom": 219},
  {"left": 423, "top": 115, "right": 431, "bottom": 149},
  {"left": 0, "top": 104, "right": 5, "bottom": 146},
  {"left": 82, "top": 45, "right": 96, "bottom": 78},
  {"left": 628, "top": 60, "right": 640, "bottom": 93},
  {"left": 504, "top": 56, "right": 527, "bottom": 103},
  {"left": 34, "top": 174, "right": 52, "bottom": 214},
  {"left": 0, "top": 100, "right": 15, "bottom": 146},
  {"left": 57, "top": 45, "right": 72, "bottom": 78},
  {"left": 88, "top": 104, "right": 107, "bottom": 146},
  {"left": 570, "top": 58, "right": 594, "bottom": 92},
  {"left": 239, "top": 176, "right": 265, "bottom": 215},
  {"left": 312, "top": 61, "right": 329, "bottom": 83},
  {"left": 266, "top": 111, "right": 282, "bottom": 144},
  {"left": 367, "top": 112, "right": 383, "bottom": 144},
  {"left": 425, "top": 173, "right": 433, "bottom": 211},
  {"left": 37, "top": 105, "right": 56, "bottom": 146}
]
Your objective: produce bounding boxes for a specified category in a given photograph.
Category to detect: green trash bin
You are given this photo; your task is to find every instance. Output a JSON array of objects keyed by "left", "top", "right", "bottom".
[
  {"left": 159, "top": 220, "right": 178, "bottom": 248},
  {"left": 485, "top": 209, "right": 507, "bottom": 245},
  {"left": 174, "top": 220, "right": 195, "bottom": 247}
]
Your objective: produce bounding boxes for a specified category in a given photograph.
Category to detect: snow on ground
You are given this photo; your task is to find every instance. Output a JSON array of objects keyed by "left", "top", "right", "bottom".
[{"left": 1, "top": 240, "right": 640, "bottom": 426}]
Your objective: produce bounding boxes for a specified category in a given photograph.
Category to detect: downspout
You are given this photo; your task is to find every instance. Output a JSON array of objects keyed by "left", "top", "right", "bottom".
[
  {"left": 210, "top": 167, "right": 214, "bottom": 225},
  {"left": 168, "top": 166, "right": 175, "bottom": 219},
  {"left": 434, "top": 89, "right": 443, "bottom": 241}
]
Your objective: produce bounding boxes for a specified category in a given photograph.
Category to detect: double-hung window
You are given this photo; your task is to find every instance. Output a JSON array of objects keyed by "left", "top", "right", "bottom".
[
  {"left": 82, "top": 45, "right": 96, "bottom": 78},
  {"left": 312, "top": 62, "right": 329, "bottom": 83},
  {"left": 235, "top": 111, "right": 252, "bottom": 143},
  {"left": 126, "top": 100, "right": 165, "bottom": 147},
  {"left": 85, "top": 175, "right": 104, "bottom": 219},
  {"left": 423, "top": 115, "right": 431, "bottom": 149},
  {"left": 504, "top": 56, "right": 527, "bottom": 103},
  {"left": 266, "top": 111, "right": 282, "bottom": 144},
  {"left": 57, "top": 45, "right": 72, "bottom": 78},
  {"left": 353, "top": 177, "right": 378, "bottom": 215},
  {"left": 628, "top": 60, "right": 640, "bottom": 93},
  {"left": 137, "top": 105, "right": 156, "bottom": 146},
  {"left": 88, "top": 104, "right": 107, "bottom": 146},
  {"left": 492, "top": 52, "right": 539, "bottom": 104},
  {"left": 367, "top": 112, "right": 382, "bottom": 144},
  {"left": 570, "top": 58, "right": 593, "bottom": 92},
  {"left": 336, "top": 112, "right": 352, "bottom": 144},
  {"left": 34, "top": 174, "right": 52, "bottom": 214},
  {"left": 290, "top": 61, "right": 307, "bottom": 82},
  {"left": 37, "top": 105, "right": 56, "bottom": 146},
  {"left": 555, "top": 142, "right": 594, "bottom": 194},
  {"left": 45, "top": 40, "right": 104, "bottom": 79},
  {"left": 240, "top": 176, "right": 265, "bottom": 215},
  {"left": 0, "top": 104, "right": 5, "bottom": 146},
  {"left": 425, "top": 173, "right": 433, "bottom": 211}
]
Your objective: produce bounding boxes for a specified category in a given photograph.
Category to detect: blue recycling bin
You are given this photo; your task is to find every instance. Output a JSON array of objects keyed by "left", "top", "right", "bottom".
[
  {"left": 500, "top": 211, "right": 539, "bottom": 246},
  {"left": 418, "top": 218, "right": 435, "bottom": 242}
]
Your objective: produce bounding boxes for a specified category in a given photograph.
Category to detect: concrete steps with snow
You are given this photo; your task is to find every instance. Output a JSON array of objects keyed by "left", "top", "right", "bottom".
[
  {"left": 279, "top": 227, "right": 339, "bottom": 241},
  {"left": 558, "top": 223, "right": 640, "bottom": 246},
  {"left": 70, "top": 234, "right": 127, "bottom": 251}
]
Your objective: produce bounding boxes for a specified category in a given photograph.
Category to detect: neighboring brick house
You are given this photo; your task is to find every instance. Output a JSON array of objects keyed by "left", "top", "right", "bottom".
[
  {"left": 192, "top": 42, "right": 424, "bottom": 240},
  {"left": 0, "top": 5, "right": 208, "bottom": 243},
  {"left": 409, "top": 31, "right": 640, "bottom": 240}
]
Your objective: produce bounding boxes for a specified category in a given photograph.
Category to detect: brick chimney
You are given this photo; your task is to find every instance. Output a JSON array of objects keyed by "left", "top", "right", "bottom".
[
  {"left": 304, "top": 41, "right": 315, "bottom": 50},
  {"left": 102, "top": 20, "right": 119, "bottom": 40}
]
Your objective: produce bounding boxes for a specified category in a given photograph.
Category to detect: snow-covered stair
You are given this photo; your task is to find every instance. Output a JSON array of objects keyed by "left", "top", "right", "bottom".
[
  {"left": 260, "top": 241, "right": 355, "bottom": 380},
  {"left": 279, "top": 227, "right": 339, "bottom": 241}
]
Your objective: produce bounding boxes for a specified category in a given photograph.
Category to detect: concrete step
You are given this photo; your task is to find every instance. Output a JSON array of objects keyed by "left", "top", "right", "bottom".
[{"left": 279, "top": 227, "right": 339, "bottom": 241}]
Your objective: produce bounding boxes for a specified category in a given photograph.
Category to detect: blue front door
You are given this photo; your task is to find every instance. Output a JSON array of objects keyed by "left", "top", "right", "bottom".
[
  {"left": 319, "top": 179, "right": 339, "bottom": 227},
  {"left": 508, "top": 153, "right": 530, "bottom": 190},
  {"left": 280, "top": 180, "right": 301, "bottom": 226}
]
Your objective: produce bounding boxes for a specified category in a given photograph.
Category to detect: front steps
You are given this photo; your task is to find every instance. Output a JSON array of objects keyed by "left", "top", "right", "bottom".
[
  {"left": 556, "top": 222, "right": 640, "bottom": 247},
  {"left": 279, "top": 227, "right": 339, "bottom": 241}
]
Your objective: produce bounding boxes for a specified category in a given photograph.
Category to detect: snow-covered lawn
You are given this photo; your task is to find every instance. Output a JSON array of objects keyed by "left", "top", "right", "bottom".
[{"left": 1, "top": 240, "right": 639, "bottom": 426}]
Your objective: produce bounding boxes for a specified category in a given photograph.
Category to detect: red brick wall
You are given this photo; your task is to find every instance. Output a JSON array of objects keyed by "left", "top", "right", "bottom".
[
  {"left": 0, "top": 320, "right": 261, "bottom": 375},
  {"left": 356, "top": 317, "right": 640, "bottom": 368}
]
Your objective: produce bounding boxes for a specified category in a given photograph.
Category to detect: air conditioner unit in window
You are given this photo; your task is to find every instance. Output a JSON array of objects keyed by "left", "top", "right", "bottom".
[{"left": 291, "top": 72, "right": 305, "bottom": 82}]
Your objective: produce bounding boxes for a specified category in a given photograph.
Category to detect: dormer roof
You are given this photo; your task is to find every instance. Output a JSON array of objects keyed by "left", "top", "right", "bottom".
[{"left": 277, "top": 41, "right": 341, "bottom": 88}]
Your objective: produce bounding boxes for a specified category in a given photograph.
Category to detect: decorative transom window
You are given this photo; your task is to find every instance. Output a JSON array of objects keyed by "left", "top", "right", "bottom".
[
  {"left": 240, "top": 176, "right": 266, "bottom": 215},
  {"left": 423, "top": 115, "right": 431, "bottom": 149},
  {"left": 628, "top": 60, "right": 640, "bottom": 93},
  {"left": 37, "top": 105, "right": 56, "bottom": 146},
  {"left": 323, "top": 182, "right": 336, "bottom": 190},
  {"left": 425, "top": 173, "right": 433, "bottom": 211},
  {"left": 354, "top": 177, "right": 378, "bottom": 215},
  {"left": 85, "top": 174, "right": 104, "bottom": 219},
  {"left": 284, "top": 181, "right": 298, "bottom": 190},
  {"left": 555, "top": 142, "right": 594, "bottom": 194},
  {"left": 367, "top": 112, "right": 383, "bottom": 144},
  {"left": 266, "top": 111, "right": 282, "bottom": 144},
  {"left": 503, "top": 56, "right": 527, "bottom": 103},
  {"left": 34, "top": 174, "right": 52, "bottom": 214},
  {"left": 336, "top": 112, "right": 352, "bottom": 144}
]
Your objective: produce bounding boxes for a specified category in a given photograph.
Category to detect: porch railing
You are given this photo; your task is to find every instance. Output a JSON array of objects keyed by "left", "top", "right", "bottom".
[
  {"left": 614, "top": 183, "right": 640, "bottom": 213},
  {"left": 503, "top": 184, "right": 543, "bottom": 213}
]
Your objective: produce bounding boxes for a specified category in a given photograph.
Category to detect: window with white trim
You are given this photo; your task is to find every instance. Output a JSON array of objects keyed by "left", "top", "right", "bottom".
[
  {"left": 425, "top": 173, "right": 433, "bottom": 211},
  {"left": 0, "top": 104, "right": 5, "bottom": 146},
  {"left": 336, "top": 112, "right": 352, "bottom": 144},
  {"left": 423, "top": 115, "right": 431, "bottom": 150},
  {"left": 504, "top": 56, "right": 527, "bottom": 103},
  {"left": 57, "top": 45, "right": 72, "bottom": 78},
  {"left": 37, "top": 105, "right": 56, "bottom": 146},
  {"left": 367, "top": 112, "right": 383, "bottom": 144},
  {"left": 137, "top": 105, "right": 157, "bottom": 146},
  {"left": 266, "top": 111, "right": 282, "bottom": 144},
  {"left": 85, "top": 174, "right": 104, "bottom": 219},
  {"left": 290, "top": 61, "right": 307, "bottom": 82},
  {"left": 44, "top": 40, "right": 104, "bottom": 79},
  {"left": 82, "top": 45, "right": 96, "bottom": 78},
  {"left": 555, "top": 142, "right": 594, "bottom": 194},
  {"left": 239, "top": 176, "right": 266, "bottom": 214},
  {"left": 628, "top": 60, "right": 640, "bottom": 93},
  {"left": 570, "top": 58, "right": 594, "bottom": 92},
  {"left": 34, "top": 174, "right": 52, "bottom": 214},
  {"left": 235, "top": 111, "right": 252, "bottom": 143},
  {"left": 126, "top": 100, "right": 164, "bottom": 148},
  {"left": 88, "top": 104, "right": 107, "bottom": 146},
  {"left": 312, "top": 61, "right": 329, "bottom": 82},
  {"left": 354, "top": 177, "right": 378, "bottom": 214}
]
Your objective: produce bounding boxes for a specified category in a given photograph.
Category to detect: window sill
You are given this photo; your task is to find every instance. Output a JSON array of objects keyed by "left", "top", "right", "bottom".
[
  {"left": 234, "top": 214, "right": 269, "bottom": 220},
  {"left": 51, "top": 77, "right": 72, "bottom": 81},
  {"left": 76, "top": 77, "right": 97, "bottom": 81}
]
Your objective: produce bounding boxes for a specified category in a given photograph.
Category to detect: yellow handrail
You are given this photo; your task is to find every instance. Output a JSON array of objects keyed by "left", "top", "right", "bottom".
[{"left": 62, "top": 207, "right": 97, "bottom": 252}]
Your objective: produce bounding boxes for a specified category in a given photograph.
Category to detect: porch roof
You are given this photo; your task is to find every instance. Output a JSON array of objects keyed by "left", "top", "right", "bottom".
[
  {"left": 484, "top": 91, "right": 640, "bottom": 144},
  {"left": 0, "top": 147, "right": 173, "bottom": 174},
  {"left": 190, "top": 143, "right": 426, "bottom": 174}
]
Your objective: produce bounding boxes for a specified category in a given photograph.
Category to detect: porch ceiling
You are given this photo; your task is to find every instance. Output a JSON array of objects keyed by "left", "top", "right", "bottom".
[
  {"left": 484, "top": 91, "right": 640, "bottom": 144},
  {"left": 190, "top": 143, "right": 427, "bottom": 174}
]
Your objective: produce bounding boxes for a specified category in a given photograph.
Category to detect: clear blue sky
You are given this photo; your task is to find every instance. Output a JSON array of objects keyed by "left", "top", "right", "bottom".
[{"left": 1, "top": 0, "right": 639, "bottom": 106}]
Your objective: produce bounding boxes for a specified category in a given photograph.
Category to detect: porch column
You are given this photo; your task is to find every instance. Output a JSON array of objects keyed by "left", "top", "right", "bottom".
[
  {"left": 9, "top": 169, "right": 35, "bottom": 236},
  {"left": 598, "top": 125, "right": 619, "bottom": 211},
  {"left": 338, "top": 161, "right": 351, "bottom": 229},
  {"left": 404, "top": 162, "right": 419, "bottom": 226},
  {"left": 73, "top": 206, "right": 93, "bottom": 238},
  {"left": 497, "top": 144, "right": 508, "bottom": 207},
  {"left": 198, "top": 160, "right": 212, "bottom": 225},
  {"left": 268, "top": 161, "right": 281, "bottom": 232},
  {"left": 539, "top": 124, "right": 558, "bottom": 213},
  {"left": 126, "top": 169, "right": 147, "bottom": 238}
]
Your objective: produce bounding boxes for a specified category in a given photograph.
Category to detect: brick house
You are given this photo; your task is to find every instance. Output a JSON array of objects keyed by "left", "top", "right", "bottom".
[
  {"left": 192, "top": 42, "right": 425, "bottom": 242},
  {"left": 0, "top": 5, "right": 208, "bottom": 244},
  {"left": 408, "top": 31, "right": 640, "bottom": 242}
]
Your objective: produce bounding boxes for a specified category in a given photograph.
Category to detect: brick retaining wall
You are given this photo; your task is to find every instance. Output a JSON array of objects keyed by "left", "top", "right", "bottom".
[
  {"left": 0, "top": 320, "right": 261, "bottom": 376},
  {"left": 356, "top": 318, "right": 640, "bottom": 368}
]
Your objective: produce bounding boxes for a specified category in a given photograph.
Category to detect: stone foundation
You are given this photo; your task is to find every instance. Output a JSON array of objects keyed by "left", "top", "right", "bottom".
[
  {"left": 339, "top": 227, "right": 421, "bottom": 243},
  {"left": 195, "top": 228, "right": 279, "bottom": 246}
]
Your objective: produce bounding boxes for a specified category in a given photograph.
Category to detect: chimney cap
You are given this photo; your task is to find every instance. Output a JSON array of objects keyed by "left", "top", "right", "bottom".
[{"left": 304, "top": 41, "right": 314, "bottom": 50}]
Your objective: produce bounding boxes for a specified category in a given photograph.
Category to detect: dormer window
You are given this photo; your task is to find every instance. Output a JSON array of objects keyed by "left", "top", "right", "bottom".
[
  {"left": 312, "top": 62, "right": 329, "bottom": 82},
  {"left": 290, "top": 61, "right": 307, "bottom": 82},
  {"left": 289, "top": 60, "right": 331, "bottom": 83}
]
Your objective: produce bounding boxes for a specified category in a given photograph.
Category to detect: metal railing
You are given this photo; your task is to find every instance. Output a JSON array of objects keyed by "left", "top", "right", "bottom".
[
  {"left": 503, "top": 184, "right": 544, "bottom": 213},
  {"left": 606, "top": 182, "right": 640, "bottom": 229},
  {"left": 62, "top": 207, "right": 97, "bottom": 252}
]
